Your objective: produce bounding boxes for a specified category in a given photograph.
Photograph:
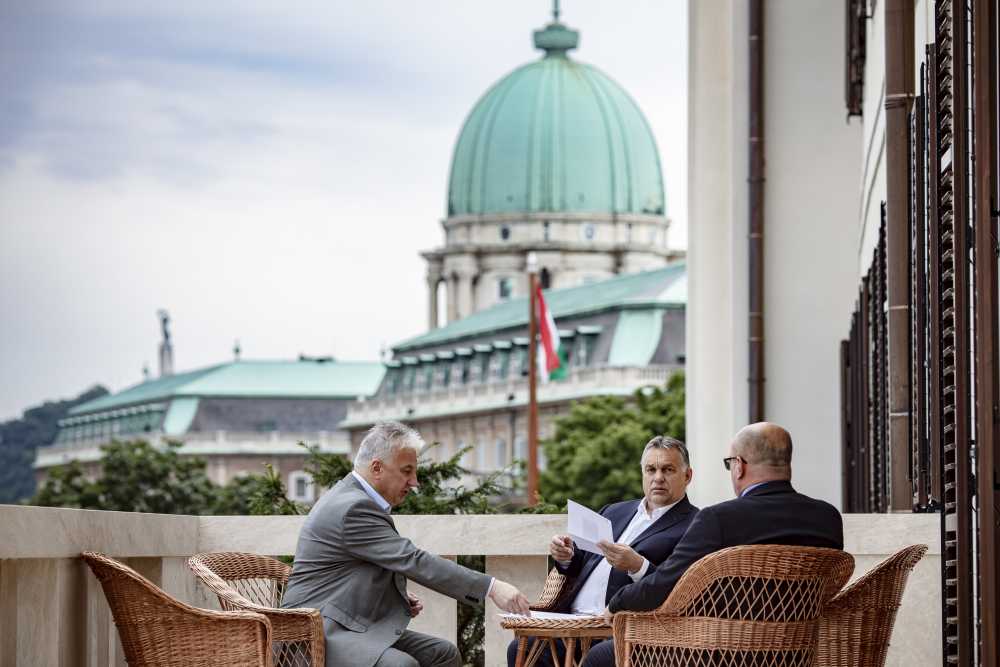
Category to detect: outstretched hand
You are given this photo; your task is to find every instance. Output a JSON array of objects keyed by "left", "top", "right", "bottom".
[{"left": 489, "top": 579, "right": 531, "bottom": 616}]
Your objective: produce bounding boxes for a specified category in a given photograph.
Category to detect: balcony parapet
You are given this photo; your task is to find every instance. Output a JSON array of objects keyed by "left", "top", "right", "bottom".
[{"left": 0, "top": 506, "right": 941, "bottom": 666}]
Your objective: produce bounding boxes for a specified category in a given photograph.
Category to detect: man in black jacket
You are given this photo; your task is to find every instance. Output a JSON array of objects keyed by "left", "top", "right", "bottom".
[
  {"left": 507, "top": 436, "right": 698, "bottom": 667},
  {"left": 581, "top": 422, "right": 843, "bottom": 667}
]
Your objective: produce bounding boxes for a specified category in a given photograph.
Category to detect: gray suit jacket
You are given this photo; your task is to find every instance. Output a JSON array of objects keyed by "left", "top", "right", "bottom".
[{"left": 281, "top": 474, "right": 492, "bottom": 667}]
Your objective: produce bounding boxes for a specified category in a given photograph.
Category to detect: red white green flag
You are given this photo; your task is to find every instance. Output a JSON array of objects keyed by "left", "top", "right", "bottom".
[{"left": 535, "top": 283, "right": 567, "bottom": 381}]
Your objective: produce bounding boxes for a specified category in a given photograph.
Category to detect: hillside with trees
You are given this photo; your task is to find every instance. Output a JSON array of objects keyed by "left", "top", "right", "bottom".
[{"left": 0, "top": 385, "right": 108, "bottom": 503}]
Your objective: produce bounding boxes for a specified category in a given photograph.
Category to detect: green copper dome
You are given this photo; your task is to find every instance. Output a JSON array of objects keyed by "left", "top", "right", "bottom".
[{"left": 447, "top": 17, "right": 665, "bottom": 217}]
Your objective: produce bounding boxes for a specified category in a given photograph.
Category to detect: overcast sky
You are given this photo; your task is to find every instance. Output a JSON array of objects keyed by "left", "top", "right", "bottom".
[{"left": 0, "top": 0, "right": 687, "bottom": 421}]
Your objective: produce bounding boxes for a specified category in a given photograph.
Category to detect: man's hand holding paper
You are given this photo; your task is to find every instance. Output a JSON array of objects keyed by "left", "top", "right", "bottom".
[{"left": 567, "top": 500, "right": 613, "bottom": 554}]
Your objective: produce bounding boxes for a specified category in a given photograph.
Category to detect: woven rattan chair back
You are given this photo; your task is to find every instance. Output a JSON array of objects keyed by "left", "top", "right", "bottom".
[
  {"left": 81, "top": 551, "right": 272, "bottom": 667},
  {"left": 531, "top": 568, "right": 570, "bottom": 611},
  {"left": 613, "top": 545, "right": 855, "bottom": 667},
  {"left": 188, "top": 552, "right": 324, "bottom": 667},
  {"left": 815, "top": 543, "right": 928, "bottom": 667}
]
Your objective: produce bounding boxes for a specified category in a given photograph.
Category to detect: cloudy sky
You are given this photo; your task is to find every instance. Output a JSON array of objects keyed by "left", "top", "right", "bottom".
[{"left": 0, "top": 0, "right": 688, "bottom": 420}]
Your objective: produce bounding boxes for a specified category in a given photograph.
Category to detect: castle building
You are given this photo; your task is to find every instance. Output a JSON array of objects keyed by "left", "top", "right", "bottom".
[
  {"left": 347, "top": 10, "right": 686, "bottom": 475},
  {"left": 35, "top": 358, "right": 384, "bottom": 503}
]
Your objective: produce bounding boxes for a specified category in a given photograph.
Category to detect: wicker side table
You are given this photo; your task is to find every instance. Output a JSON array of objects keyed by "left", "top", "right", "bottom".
[{"left": 501, "top": 615, "right": 612, "bottom": 667}]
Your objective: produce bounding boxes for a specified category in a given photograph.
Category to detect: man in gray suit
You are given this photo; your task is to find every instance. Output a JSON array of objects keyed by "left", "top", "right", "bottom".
[{"left": 282, "top": 421, "right": 531, "bottom": 667}]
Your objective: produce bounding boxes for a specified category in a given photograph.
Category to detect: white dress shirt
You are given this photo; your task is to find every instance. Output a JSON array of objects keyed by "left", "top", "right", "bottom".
[{"left": 568, "top": 498, "right": 680, "bottom": 614}]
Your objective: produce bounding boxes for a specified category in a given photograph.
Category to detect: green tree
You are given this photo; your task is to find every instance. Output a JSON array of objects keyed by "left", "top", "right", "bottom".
[
  {"left": 539, "top": 372, "right": 685, "bottom": 509},
  {"left": 212, "top": 464, "right": 305, "bottom": 516},
  {"left": 32, "top": 440, "right": 218, "bottom": 515}
]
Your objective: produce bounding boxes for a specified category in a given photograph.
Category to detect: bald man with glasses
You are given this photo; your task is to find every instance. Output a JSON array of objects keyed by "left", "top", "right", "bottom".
[{"left": 580, "top": 422, "right": 843, "bottom": 667}]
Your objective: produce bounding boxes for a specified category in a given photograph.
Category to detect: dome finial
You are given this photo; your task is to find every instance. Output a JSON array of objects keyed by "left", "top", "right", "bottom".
[{"left": 534, "top": 1, "right": 579, "bottom": 57}]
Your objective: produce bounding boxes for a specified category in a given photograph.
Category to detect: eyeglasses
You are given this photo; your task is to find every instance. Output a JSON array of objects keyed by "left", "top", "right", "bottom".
[{"left": 722, "top": 456, "right": 745, "bottom": 471}]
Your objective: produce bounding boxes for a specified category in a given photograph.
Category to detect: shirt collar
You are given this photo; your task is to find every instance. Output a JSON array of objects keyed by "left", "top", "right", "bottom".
[
  {"left": 639, "top": 496, "right": 681, "bottom": 521},
  {"left": 740, "top": 481, "right": 769, "bottom": 497},
  {"left": 351, "top": 471, "right": 392, "bottom": 512}
]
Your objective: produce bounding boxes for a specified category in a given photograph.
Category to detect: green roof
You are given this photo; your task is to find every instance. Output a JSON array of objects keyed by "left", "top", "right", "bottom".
[
  {"left": 70, "top": 360, "right": 386, "bottom": 415},
  {"left": 447, "top": 18, "right": 665, "bottom": 217},
  {"left": 396, "top": 264, "right": 685, "bottom": 351}
]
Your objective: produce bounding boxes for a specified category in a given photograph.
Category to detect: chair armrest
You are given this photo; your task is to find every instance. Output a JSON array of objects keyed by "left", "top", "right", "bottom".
[{"left": 132, "top": 603, "right": 274, "bottom": 666}]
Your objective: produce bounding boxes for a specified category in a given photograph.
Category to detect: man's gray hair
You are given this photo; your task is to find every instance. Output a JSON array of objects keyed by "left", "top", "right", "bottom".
[
  {"left": 642, "top": 435, "right": 690, "bottom": 468},
  {"left": 354, "top": 421, "right": 424, "bottom": 470}
]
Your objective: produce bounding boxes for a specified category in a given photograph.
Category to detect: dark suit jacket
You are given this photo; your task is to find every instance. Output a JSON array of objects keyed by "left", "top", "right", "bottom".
[
  {"left": 553, "top": 495, "right": 697, "bottom": 612},
  {"left": 607, "top": 480, "right": 843, "bottom": 613}
]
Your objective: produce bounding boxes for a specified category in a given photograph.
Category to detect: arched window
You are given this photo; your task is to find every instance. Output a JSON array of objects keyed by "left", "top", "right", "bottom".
[{"left": 540, "top": 268, "right": 552, "bottom": 289}]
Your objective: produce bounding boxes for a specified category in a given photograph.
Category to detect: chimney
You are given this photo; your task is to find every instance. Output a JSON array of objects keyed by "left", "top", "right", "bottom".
[{"left": 157, "top": 309, "right": 174, "bottom": 377}]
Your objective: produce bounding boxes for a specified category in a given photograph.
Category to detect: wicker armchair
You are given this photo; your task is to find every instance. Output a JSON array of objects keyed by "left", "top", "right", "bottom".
[
  {"left": 188, "top": 552, "right": 324, "bottom": 667},
  {"left": 815, "top": 543, "right": 928, "bottom": 667},
  {"left": 81, "top": 551, "right": 272, "bottom": 667},
  {"left": 612, "top": 545, "right": 855, "bottom": 667}
]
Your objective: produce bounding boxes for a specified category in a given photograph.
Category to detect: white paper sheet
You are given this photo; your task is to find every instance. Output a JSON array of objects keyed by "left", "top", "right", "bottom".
[{"left": 567, "top": 499, "right": 613, "bottom": 555}]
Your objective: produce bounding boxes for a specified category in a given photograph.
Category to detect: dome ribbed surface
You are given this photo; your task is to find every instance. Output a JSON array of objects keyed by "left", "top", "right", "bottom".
[{"left": 447, "top": 54, "right": 665, "bottom": 217}]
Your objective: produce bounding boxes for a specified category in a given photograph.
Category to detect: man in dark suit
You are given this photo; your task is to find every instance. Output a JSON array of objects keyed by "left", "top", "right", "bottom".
[
  {"left": 581, "top": 422, "right": 844, "bottom": 667},
  {"left": 507, "top": 436, "right": 698, "bottom": 667}
]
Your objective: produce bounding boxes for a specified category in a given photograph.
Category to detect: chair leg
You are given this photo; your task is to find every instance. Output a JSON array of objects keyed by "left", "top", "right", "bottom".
[
  {"left": 523, "top": 636, "right": 548, "bottom": 667},
  {"left": 562, "top": 638, "right": 577, "bottom": 667},
  {"left": 515, "top": 636, "right": 527, "bottom": 667}
]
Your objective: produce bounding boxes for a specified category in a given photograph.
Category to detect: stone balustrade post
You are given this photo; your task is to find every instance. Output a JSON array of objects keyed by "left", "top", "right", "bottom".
[{"left": 484, "top": 555, "right": 549, "bottom": 667}]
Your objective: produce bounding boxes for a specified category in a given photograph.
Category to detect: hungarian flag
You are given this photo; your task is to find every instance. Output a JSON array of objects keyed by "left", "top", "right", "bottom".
[{"left": 535, "top": 283, "right": 567, "bottom": 381}]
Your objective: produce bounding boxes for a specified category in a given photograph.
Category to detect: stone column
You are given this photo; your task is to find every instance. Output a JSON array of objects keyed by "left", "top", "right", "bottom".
[
  {"left": 456, "top": 272, "right": 476, "bottom": 319},
  {"left": 447, "top": 275, "right": 459, "bottom": 323},
  {"left": 686, "top": 0, "right": 743, "bottom": 508},
  {"left": 426, "top": 271, "right": 442, "bottom": 330}
]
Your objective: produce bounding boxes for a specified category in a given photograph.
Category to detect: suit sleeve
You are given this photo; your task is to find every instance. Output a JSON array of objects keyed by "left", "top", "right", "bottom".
[
  {"left": 341, "top": 505, "right": 492, "bottom": 606},
  {"left": 608, "top": 508, "right": 722, "bottom": 612}
]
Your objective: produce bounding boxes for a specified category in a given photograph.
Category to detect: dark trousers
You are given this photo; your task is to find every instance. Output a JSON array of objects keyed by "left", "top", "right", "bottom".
[
  {"left": 374, "top": 630, "right": 461, "bottom": 667},
  {"left": 506, "top": 636, "right": 577, "bottom": 667},
  {"left": 578, "top": 639, "right": 614, "bottom": 667}
]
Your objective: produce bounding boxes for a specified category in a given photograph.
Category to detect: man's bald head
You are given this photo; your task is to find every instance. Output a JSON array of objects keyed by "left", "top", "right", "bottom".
[
  {"left": 733, "top": 422, "right": 793, "bottom": 467},
  {"left": 727, "top": 422, "right": 793, "bottom": 496}
]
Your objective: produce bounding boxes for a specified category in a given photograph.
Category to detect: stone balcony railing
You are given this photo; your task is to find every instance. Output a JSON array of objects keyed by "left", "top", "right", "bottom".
[
  {"left": 344, "top": 364, "right": 679, "bottom": 426},
  {"left": 0, "top": 506, "right": 941, "bottom": 666}
]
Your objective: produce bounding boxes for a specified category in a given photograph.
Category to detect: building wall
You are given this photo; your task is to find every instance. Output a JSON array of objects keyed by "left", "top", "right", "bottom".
[
  {"left": 687, "top": 0, "right": 862, "bottom": 508},
  {"left": 762, "top": 0, "right": 862, "bottom": 508},
  {"left": 858, "top": 0, "right": 938, "bottom": 275},
  {"left": 349, "top": 404, "right": 562, "bottom": 486}
]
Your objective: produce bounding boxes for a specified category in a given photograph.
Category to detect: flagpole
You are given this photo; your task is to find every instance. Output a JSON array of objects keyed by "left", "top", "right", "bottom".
[{"left": 526, "top": 252, "right": 539, "bottom": 506}]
